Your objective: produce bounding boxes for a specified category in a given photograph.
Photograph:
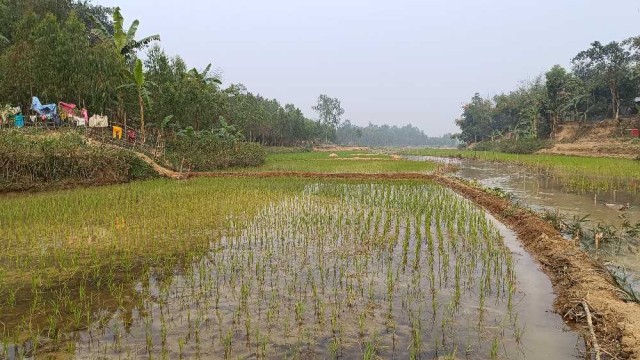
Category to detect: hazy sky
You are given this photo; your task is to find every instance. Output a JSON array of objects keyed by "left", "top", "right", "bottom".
[{"left": 95, "top": 0, "right": 639, "bottom": 135}]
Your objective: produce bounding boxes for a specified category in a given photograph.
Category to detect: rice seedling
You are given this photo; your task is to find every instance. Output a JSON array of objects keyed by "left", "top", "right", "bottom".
[
  {"left": 403, "top": 147, "right": 640, "bottom": 192},
  {"left": 1, "top": 177, "right": 577, "bottom": 358}
]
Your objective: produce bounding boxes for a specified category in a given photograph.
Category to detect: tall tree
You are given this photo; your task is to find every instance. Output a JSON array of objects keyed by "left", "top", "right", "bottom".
[
  {"left": 572, "top": 41, "right": 632, "bottom": 121},
  {"left": 312, "top": 94, "right": 344, "bottom": 140}
]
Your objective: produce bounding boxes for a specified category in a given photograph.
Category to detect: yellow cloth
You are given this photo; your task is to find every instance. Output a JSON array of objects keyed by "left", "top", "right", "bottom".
[{"left": 112, "top": 126, "right": 123, "bottom": 139}]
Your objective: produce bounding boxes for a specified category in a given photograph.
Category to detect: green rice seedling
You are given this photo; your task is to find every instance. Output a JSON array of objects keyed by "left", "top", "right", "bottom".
[{"left": 3, "top": 179, "right": 529, "bottom": 359}]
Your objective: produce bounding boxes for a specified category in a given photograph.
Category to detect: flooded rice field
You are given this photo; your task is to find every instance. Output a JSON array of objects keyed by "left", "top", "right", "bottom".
[
  {"left": 2, "top": 182, "right": 583, "bottom": 359},
  {"left": 409, "top": 155, "right": 640, "bottom": 296}
]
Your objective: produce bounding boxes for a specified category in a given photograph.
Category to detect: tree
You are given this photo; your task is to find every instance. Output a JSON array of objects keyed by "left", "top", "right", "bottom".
[
  {"left": 545, "top": 65, "right": 570, "bottom": 134},
  {"left": 455, "top": 93, "right": 494, "bottom": 143},
  {"left": 572, "top": 41, "right": 632, "bottom": 121},
  {"left": 120, "top": 59, "right": 154, "bottom": 142},
  {"left": 92, "top": 7, "right": 160, "bottom": 62},
  {"left": 312, "top": 94, "right": 344, "bottom": 141}
]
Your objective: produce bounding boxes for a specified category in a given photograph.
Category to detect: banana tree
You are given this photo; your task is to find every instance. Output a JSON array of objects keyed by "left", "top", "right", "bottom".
[
  {"left": 119, "top": 59, "right": 155, "bottom": 142},
  {"left": 91, "top": 7, "right": 160, "bottom": 61}
]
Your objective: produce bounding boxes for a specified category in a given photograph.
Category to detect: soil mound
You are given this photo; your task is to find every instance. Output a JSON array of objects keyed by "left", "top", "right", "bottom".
[{"left": 543, "top": 119, "right": 640, "bottom": 159}]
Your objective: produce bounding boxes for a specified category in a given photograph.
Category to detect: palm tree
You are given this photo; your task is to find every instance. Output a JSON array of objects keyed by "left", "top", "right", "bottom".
[
  {"left": 92, "top": 7, "right": 160, "bottom": 61},
  {"left": 119, "top": 59, "right": 155, "bottom": 142}
]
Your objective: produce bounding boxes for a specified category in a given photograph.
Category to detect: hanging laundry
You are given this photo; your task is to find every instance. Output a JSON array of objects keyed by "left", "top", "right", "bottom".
[
  {"left": 81, "top": 108, "right": 89, "bottom": 123},
  {"left": 31, "top": 97, "right": 57, "bottom": 118},
  {"left": 88, "top": 115, "right": 108, "bottom": 128},
  {"left": 72, "top": 116, "right": 86, "bottom": 126},
  {"left": 127, "top": 129, "right": 137, "bottom": 142},
  {"left": 59, "top": 102, "right": 76, "bottom": 116},
  {"left": 112, "top": 126, "right": 123, "bottom": 139}
]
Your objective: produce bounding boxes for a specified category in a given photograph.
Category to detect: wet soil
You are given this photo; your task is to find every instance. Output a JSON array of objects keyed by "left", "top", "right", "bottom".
[
  {"left": 7, "top": 146, "right": 640, "bottom": 358},
  {"left": 435, "top": 175, "right": 640, "bottom": 360}
]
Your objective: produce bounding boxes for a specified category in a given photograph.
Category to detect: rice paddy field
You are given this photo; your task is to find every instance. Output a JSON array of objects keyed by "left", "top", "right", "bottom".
[
  {"left": 401, "top": 148, "right": 640, "bottom": 192},
  {"left": 224, "top": 151, "right": 436, "bottom": 173},
  {"left": 0, "top": 176, "right": 583, "bottom": 359}
]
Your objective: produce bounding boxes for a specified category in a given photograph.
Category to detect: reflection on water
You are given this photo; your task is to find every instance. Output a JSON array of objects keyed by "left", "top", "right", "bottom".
[{"left": 68, "top": 183, "right": 582, "bottom": 359}]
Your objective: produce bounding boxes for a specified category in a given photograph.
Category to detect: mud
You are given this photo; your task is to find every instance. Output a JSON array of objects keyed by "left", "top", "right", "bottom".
[
  {"left": 8, "top": 145, "right": 640, "bottom": 358},
  {"left": 434, "top": 175, "right": 640, "bottom": 359},
  {"left": 147, "top": 161, "right": 640, "bottom": 357}
]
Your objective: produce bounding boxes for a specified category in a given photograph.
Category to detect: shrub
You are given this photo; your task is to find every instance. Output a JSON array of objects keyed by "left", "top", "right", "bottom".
[
  {"left": 471, "top": 139, "right": 552, "bottom": 154},
  {"left": 164, "top": 134, "right": 266, "bottom": 171},
  {"left": 0, "top": 130, "right": 157, "bottom": 192}
]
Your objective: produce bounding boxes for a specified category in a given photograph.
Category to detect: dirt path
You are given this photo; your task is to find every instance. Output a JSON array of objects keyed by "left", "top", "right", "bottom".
[{"left": 117, "top": 147, "right": 640, "bottom": 358}]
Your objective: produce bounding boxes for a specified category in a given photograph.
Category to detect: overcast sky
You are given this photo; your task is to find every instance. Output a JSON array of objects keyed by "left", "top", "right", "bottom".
[{"left": 95, "top": 0, "right": 639, "bottom": 136}]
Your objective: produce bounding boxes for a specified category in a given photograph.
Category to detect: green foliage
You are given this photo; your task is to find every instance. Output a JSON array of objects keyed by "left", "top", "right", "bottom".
[
  {"left": 473, "top": 139, "right": 552, "bottom": 154},
  {"left": 402, "top": 148, "right": 640, "bottom": 191},
  {"left": 164, "top": 131, "right": 266, "bottom": 171},
  {"left": 336, "top": 121, "right": 460, "bottom": 147},
  {"left": 572, "top": 41, "right": 633, "bottom": 121},
  {"left": 312, "top": 94, "right": 344, "bottom": 140},
  {"left": 456, "top": 36, "right": 640, "bottom": 144},
  {"left": 0, "top": 129, "right": 156, "bottom": 192},
  {"left": 236, "top": 151, "right": 436, "bottom": 173}
]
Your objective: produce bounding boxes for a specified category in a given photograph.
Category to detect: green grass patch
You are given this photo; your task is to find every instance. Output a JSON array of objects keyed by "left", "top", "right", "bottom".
[
  {"left": 226, "top": 151, "right": 436, "bottom": 173},
  {"left": 403, "top": 148, "right": 640, "bottom": 191}
]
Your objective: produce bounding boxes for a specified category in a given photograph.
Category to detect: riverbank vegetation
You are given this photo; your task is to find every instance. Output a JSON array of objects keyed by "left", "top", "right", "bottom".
[
  {"left": 455, "top": 37, "right": 640, "bottom": 144},
  {"left": 403, "top": 148, "right": 640, "bottom": 191}
]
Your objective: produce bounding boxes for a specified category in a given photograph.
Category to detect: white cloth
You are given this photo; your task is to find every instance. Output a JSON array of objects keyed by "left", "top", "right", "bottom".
[
  {"left": 73, "top": 116, "right": 86, "bottom": 126},
  {"left": 88, "top": 115, "right": 108, "bottom": 128}
]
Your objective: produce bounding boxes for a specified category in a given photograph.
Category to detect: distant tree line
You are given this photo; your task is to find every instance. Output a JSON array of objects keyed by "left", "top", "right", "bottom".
[
  {"left": 336, "top": 121, "right": 459, "bottom": 147},
  {"left": 456, "top": 37, "right": 640, "bottom": 144},
  {"left": 0, "top": 1, "right": 446, "bottom": 147}
]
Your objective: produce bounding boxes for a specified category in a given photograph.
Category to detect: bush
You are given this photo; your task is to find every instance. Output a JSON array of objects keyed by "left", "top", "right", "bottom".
[
  {"left": 164, "top": 134, "right": 266, "bottom": 171},
  {"left": 0, "top": 130, "right": 157, "bottom": 192},
  {"left": 265, "top": 146, "right": 311, "bottom": 154},
  {"left": 472, "top": 139, "right": 551, "bottom": 154}
]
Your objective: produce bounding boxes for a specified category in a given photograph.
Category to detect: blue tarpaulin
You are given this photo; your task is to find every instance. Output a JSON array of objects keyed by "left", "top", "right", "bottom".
[{"left": 31, "top": 97, "right": 57, "bottom": 117}]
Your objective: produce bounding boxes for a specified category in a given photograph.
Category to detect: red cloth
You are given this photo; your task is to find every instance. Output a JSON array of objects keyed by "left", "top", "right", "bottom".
[{"left": 59, "top": 102, "right": 77, "bottom": 116}]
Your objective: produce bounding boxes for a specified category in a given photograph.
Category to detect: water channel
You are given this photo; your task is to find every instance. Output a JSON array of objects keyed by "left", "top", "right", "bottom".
[{"left": 410, "top": 155, "right": 640, "bottom": 295}]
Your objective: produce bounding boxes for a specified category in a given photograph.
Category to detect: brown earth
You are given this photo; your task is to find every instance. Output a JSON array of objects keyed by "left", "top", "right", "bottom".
[{"left": 541, "top": 120, "right": 640, "bottom": 159}]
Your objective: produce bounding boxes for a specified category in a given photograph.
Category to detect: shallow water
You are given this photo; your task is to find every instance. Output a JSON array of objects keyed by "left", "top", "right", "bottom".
[
  {"left": 65, "top": 183, "right": 583, "bottom": 359},
  {"left": 409, "top": 155, "right": 640, "bottom": 294}
]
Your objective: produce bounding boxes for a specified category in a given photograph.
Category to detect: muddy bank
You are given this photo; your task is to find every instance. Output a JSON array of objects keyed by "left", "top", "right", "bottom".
[
  {"left": 433, "top": 174, "right": 640, "bottom": 359},
  {"left": 541, "top": 121, "right": 640, "bottom": 159}
]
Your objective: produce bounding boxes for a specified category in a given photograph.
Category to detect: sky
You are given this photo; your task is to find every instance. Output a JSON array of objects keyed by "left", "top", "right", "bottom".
[{"left": 94, "top": 0, "right": 640, "bottom": 136}]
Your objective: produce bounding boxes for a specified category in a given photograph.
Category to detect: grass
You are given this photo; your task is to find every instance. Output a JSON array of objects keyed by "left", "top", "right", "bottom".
[
  {"left": 402, "top": 148, "right": 640, "bottom": 191},
  {"left": 226, "top": 151, "right": 436, "bottom": 173},
  {"left": 0, "top": 177, "right": 520, "bottom": 359}
]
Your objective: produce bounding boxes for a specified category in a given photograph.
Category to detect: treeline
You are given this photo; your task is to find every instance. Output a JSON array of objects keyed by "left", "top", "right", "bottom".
[
  {"left": 336, "top": 121, "right": 459, "bottom": 147},
  {"left": 456, "top": 37, "right": 640, "bottom": 144},
  {"left": 0, "top": 0, "right": 323, "bottom": 146}
]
